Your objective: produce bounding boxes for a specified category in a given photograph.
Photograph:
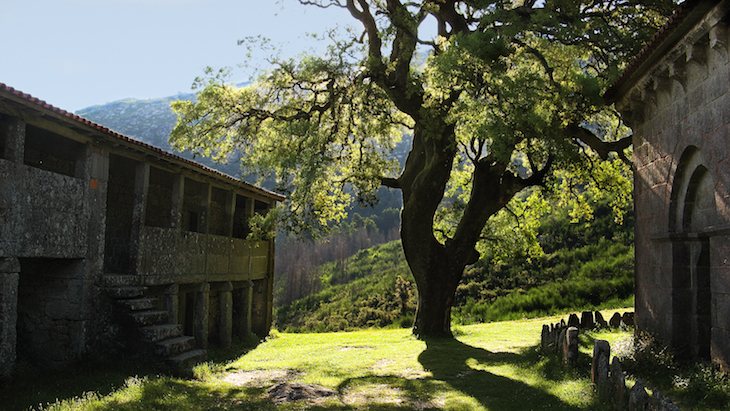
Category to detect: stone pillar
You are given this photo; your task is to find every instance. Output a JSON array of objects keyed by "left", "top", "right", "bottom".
[
  {"left": 592, "top": 339, "right": 611, "bottom": 400},
  {"left": 1, "top": 117, "right": 25, "bottom": 163},
  {"left": 628, "top": 379, "right": 650, "bottom": 411},
  {"left": 219, "top": 282, "right": 233, "bottom": 348},
  {"left": 170, "top": 175, "right": 185, "bottom": 230},
  {"left": 564, "top": 327, "right": 579, "bottom": 366},
  {"left": 580, "top": 310, "right": 594, "bottom": 329},
  {"left": 164, "top": 284, "right": 179, "bottom": 324},
  {"left": 195, "top": 282, "right": 210, "bottom": 349},
  {"left": 610, "top": 357, "right": 627, "bottom": 409},
  {"left": 568, "top": 313, "right": 580, "bottom": 328},
  {"left": 233, "top": 281, "right": 253, "bottom": 339},
  {"left": 609, "top": 312, "right": 622, "bottom": 328},
  {"left": 0, "top": 257, "right": 20, "bottom": 380},
  {"left": 541, "top": 324, "right": 550, "bottom": 352},
  {"left": 557, "top": 327, "right": 567, "bottom": 355}
]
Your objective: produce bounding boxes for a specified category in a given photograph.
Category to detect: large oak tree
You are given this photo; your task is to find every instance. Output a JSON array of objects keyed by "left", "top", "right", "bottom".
[{"left": 171, "top": 0, "right": 674, "bottom": 337}]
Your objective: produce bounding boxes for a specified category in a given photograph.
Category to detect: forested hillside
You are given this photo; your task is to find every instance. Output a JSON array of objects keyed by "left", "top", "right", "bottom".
[{"left": 275, "top": 195, "right": 634, "bottom": 333}]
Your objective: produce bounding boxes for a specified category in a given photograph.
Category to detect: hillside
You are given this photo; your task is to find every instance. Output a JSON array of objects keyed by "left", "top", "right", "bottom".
[
  {"left": 76, "top": 93, "right": 245, "bottom": 178},
  {"left": 275, "top": 196, "right": 635, "bottom": 332},
  {"left": 75, "top": 91, "right": 412, "bottom": 183}
]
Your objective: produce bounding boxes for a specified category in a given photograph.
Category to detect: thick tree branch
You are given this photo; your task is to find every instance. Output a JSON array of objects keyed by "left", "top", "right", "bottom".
[
  {"left": 568, "top": 123, "right": 632, "bottom": 163},
  {"left": 381, "top": 176, "right": 402, "bottom": 189},
  {"left": 434, "top": 0, "right": 470, "bottom": 35}
]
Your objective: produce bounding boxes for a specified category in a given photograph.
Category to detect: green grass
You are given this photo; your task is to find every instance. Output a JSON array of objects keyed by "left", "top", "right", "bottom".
[{"left": 2, "top": 312, "right": 639, "bottom": 411}]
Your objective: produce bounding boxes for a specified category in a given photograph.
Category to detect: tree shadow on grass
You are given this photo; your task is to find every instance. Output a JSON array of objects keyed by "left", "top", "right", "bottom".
[
  {"left": 0, "top": 358, "right": 162, "bottom": 411},
  {"left": 416, "top": 337, "right": 591, "bottom": 411},
  {"left": 80, "top": 376, "right": 277, "bottom": 411}
]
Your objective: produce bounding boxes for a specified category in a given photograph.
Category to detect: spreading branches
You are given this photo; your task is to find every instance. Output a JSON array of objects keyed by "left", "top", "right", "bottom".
[
  {"left": 568, "top": 123, "right": 632, "bottom": 165},
  {"left": 174, "top": 0, "right": 672, "bottom": 252}
]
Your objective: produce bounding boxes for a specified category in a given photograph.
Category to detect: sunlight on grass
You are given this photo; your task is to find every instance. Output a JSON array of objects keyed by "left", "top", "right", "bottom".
[{"left": 13, "top": 310, "right": 639, "bottom": 411}]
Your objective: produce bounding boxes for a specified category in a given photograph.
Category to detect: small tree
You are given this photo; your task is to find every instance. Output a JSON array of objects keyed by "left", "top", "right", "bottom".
[{"left": 171, "top": 0, "right": 673, "bottom": 337}]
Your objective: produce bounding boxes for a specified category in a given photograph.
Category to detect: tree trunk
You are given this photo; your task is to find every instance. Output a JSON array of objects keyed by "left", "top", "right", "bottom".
[
  {"left": 397, "top": 120, "right": 467, "bottom": 338},
  {"left": 411, "top": 264, "right": 462, "bottom": 337}
]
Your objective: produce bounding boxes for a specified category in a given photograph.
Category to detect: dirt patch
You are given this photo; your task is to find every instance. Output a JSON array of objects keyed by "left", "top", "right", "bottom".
[
  {"left": 267, "top": 382, "right": 338, "bottom": 404},
  {"left": 342, "top": 382, "right": 443, "bottom": 410},
  {"left": 222, "top": 369, "right": 298, "bottom": 387}
]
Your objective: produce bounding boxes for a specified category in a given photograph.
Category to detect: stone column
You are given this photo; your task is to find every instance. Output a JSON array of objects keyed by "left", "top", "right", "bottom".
[
  {"left": 592, "top": 339, "right": 611, "bottom": 401},
  {"left": 233, "top": 281, "right": 253, "bottom": 339},
  {"left": 219, "top": 282, "right": 233, "bottom": 348},
  {"left": 0, "top": 257, "right": 20, "bottom": 380},
  {"left": 195, "top": 282, "right": 210, "bottom": 349},
  {"left": 1, "top": 117, "right": 25, "bottom": 163},
  {"left": 164, "top": 284, "right": 179, "bottom": 324},
  {"left": 564, "top": 327, "right": 579, "bottom": 366}
]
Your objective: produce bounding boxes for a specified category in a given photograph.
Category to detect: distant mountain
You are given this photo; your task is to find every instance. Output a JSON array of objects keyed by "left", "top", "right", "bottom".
[
  {"left": 75, "top": 89, "right": 410, "bottom": 202},
  {"left": 76, "top": 93, "right": 245, "bottom": 178}
]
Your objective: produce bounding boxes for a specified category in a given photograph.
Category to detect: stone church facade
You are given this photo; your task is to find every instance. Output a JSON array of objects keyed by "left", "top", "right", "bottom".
[
  {"left": 605, "top": 0, "right": 730, "bottom": 368},
  {"left": 0, "top": 83, "right": 284, "bottom": 380}
]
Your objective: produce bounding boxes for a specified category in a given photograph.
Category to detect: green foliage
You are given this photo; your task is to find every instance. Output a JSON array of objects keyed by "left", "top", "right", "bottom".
[
  {"left": 171, "top": 53, "right": 405, "bottom": 237},
  {"left": 452, "top": 239, "right": 634, "bottom": 324},
  {"left": 170, "top": 0, "right": 671, "bottom": 244},
  {"left": 277, "top": 185, "right": 634, "bottom": 332},
  {"left": 173, "top": 0, "right": 673, "bottom": 335},
  {"left": 275, "top": 240, "right": 416, "bottom": 332},
  {"left": 619, "top": 332, "right": 730, "bottom": 411}
]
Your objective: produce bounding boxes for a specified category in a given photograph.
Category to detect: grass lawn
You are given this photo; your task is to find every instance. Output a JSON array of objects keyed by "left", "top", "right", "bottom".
[{"left": 2, "top": 311, "right": 636, "bottom": 411}]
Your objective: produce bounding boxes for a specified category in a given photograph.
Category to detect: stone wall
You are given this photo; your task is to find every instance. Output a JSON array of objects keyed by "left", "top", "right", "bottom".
[
  {"left": 16, "top": 258, "right": 86, "bottom": 365},
  {"left": 610, "top": 0, "right": 730, "bottom": 368},
  {"left": 0, "top": 161, "right": 89, "bottom": 259},
  {"left": 0, "top": 84, "right": 282, "bottom": 380}
]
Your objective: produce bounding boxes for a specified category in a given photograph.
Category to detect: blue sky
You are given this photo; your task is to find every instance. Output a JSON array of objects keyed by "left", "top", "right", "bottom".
[{"left": 0, "top": 0, "right": 351, "bottom": 112}]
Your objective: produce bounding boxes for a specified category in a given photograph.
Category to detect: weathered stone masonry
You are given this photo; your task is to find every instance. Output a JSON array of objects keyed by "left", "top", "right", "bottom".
[
  {"left": 0, "top": 83, "right": 284, "bottom": 380},
  {"left": 605, "top": 0, "right": 730, "bottom": 369}
]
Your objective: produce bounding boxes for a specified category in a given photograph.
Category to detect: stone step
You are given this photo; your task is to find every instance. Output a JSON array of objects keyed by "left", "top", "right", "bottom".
[
  {"left": 107, "top": 286, "right": 148, "bottom": 299},
  {"left": 102, "top": 274, "right": 140, "bottom": 287},
  {"left": 169, "top": 349, "right": 207, "bottom": 369},
  {"left": 117, "top": 298, "right": 157, "bottom": 311},
  {"left": 130, "top": 310, "right": 169, "bottom": 326},
  {"left": 140, "top": 324, "right": 183, "bottom": 342},
  {"left": 156, "top": 336, "right": 196, "bottom": 357}
]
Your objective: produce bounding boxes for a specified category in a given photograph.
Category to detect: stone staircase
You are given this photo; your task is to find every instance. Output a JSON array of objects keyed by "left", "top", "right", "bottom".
[{"left": 104, "top": 275, "right": 206, "bottom": 369}]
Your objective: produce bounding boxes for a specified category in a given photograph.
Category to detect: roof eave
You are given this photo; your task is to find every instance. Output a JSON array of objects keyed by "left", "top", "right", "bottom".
[{"left": 0, "top": 83, "right": 286, "bottom": 202}]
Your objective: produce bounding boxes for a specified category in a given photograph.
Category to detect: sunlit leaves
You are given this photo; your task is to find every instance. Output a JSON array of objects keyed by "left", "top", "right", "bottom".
[
  {"left": 171, "top": 40, "right": 405, "bottom": 237},
  {"left": 172, "top": 0, "right": 666, "bottom": 252}
]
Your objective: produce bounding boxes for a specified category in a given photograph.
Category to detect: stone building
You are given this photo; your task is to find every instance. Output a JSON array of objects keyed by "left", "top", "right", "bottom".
[
  {"left": 605, "top": 0, "right": 730, "bottom": 368},
  {"left": 0, "top": 83, "right": 284, "bottom": 379}
]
